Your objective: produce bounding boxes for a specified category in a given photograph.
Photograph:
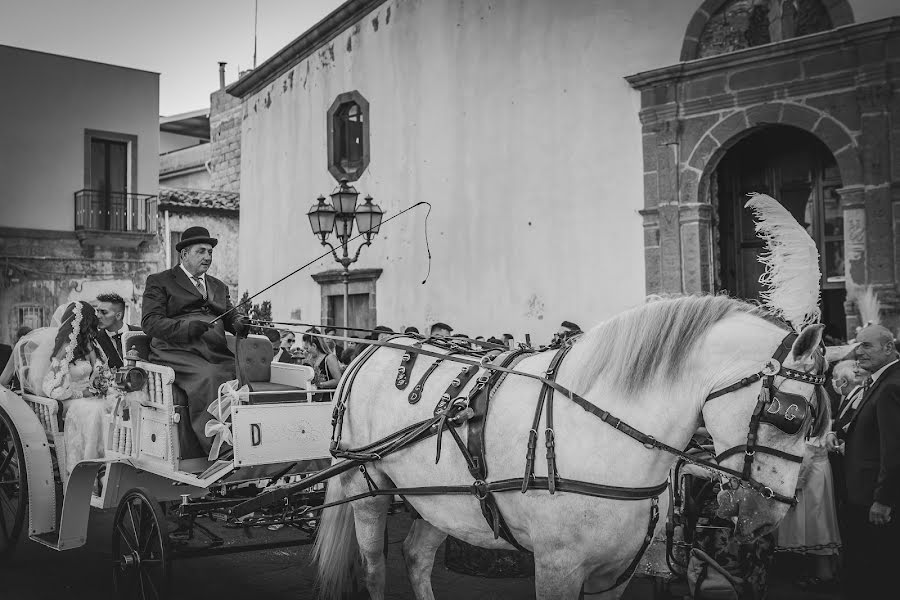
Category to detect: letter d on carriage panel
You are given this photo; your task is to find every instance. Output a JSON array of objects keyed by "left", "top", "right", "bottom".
[{"left": 251, "top": 423, "right": 262, "bottom": 446}]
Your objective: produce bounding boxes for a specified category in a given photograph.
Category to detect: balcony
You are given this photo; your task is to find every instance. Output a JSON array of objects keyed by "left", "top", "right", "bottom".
[{"left": 74, "top": 189, "right": 158, "bottom": 248}]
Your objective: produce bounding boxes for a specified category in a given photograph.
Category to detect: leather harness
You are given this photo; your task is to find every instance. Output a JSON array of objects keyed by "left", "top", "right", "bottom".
[{"left": 232, "top": 328, "right": 825, "bottom": 593}]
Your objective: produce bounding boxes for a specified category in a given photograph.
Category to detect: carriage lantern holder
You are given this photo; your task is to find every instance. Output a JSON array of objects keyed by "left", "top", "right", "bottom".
[{"left": 307, "top": 179, "right": 384, "bottom": 327}]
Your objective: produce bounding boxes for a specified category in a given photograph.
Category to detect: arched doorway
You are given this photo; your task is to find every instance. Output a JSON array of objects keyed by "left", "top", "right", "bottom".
[{"left": 715, "top": 126, "right": 846, "bottom": 340}]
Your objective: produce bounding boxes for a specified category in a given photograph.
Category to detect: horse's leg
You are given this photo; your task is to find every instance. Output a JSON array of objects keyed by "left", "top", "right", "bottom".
[
  {"left": 401, "top": 518, "right": 447, "bottom": 600},
  {"left": 534, "top": 550, "right": 589, "bottom": 600},
  {"left": 346, "top": 473, "right": 392, "bottom": 600}
]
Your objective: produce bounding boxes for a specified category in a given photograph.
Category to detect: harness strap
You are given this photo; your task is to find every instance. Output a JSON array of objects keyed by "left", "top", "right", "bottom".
[
  {"left": 408, "top": 358, "right": 445, "bottom": 404},
  {"left": 395, "top": 342, "right": 424, "bottom": 390},
  {"left": 545, "top": 348, "right": 570, "bottom": 494},
  {"left": 714, "top": 444, "right": 804, "bottom": 465}
]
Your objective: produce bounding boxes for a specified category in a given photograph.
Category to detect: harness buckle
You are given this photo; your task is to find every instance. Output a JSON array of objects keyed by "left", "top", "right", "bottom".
[
  {"left": 643, "top": 435, "right": 657, "bottom": 450},
  {"left": 745, "top": 449, "right": 755, "bottom": 457},
  {"left": 761, "top": 486, "right": 774, "bottom": 500},
  {"left": 761, "top": 359, "right": 780, "bottom": 376},
  {"left": 477, "top": 375, "right": 491, "bottom": 384},
  {"left": 472, "top": 479, "right": 490, "bottom": 501}
]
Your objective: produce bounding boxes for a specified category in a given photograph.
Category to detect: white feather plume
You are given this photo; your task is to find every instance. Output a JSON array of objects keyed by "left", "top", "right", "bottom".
[
  {"left": 850, "top": 285, "right": 881, "bottom": 326},
  {"left": 745, "top": 193, "right": 821, "bottom": 331}
]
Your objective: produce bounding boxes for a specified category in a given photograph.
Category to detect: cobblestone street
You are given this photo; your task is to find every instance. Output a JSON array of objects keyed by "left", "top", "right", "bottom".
[{"left": 2, "top": 508, "right": 841, "bottom": 600}]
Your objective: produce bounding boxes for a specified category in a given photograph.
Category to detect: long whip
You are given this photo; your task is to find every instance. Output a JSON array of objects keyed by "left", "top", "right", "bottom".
[{"left": 211, "top": 201, "right": 432, "bottom": 324}]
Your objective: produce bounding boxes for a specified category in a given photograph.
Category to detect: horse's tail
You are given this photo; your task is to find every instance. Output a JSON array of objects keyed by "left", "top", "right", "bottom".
[{"left": 312, "top": 475, "right": 358, "bottom": 600}]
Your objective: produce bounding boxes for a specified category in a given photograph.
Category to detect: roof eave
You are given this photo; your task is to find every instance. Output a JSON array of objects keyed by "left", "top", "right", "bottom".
[{"left": 227, "top": 0, "right": 388, "bottom": 99}]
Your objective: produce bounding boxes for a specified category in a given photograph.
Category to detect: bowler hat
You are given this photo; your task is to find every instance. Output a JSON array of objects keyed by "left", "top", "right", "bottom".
[{"left": 176, "top": 226, "right": 218, "bottom": 252}]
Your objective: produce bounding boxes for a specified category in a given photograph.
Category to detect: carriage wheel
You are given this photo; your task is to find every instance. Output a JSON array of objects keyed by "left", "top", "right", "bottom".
[
  {"left": 112, "top": 488, "right": 171, "bottom": 600},
  {"left": 0, "top": 406, "right": 28, "bottom": 561}
]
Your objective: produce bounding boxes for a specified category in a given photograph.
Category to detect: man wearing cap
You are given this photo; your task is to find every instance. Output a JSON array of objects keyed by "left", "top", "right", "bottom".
[{"left": 142, "top": 226, "right": 247, "bottom": 454}]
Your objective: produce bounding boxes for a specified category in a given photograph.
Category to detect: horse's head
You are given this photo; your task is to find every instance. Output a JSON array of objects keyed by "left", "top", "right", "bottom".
[{"left": 701, "top": 322, "right": 827, "bottom": 542}]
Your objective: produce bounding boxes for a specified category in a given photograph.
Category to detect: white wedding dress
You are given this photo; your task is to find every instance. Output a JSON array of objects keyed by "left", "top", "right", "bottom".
[{"left": 3, "top": 305, "right": 115, "bottom": 477}]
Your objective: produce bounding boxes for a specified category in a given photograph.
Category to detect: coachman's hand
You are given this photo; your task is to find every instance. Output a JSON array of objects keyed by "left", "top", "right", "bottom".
[
  {"left": 232, "top": 317, "right": 249, "bottom": 339},
  {"left": 188, "top": 321, "right": 214, "bottom": 340},
  {"left": 870, "top": 501, "right": 892, "bottom": 526}
]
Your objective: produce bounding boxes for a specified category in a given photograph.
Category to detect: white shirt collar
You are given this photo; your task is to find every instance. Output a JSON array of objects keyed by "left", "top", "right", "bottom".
[
  {"left": 870, "top": 358, "right": 899, "bottom": 383},
  {"left": 107, "top": 323, "right": 129, "bottom": 337},
  {"left": 180, "top": 264, "right": 206, "bottom": 284}
]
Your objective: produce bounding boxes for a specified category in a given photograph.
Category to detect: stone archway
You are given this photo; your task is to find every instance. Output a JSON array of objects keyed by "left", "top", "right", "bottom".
[
  {"left": 627, "top": 18, "right": 899, "bottom": 332},
  {"left": 686, "top": 101, "right": 863, "bottom": 206},
  {"left": 680, "top": 0, "right": 855, "bottom": 61}
]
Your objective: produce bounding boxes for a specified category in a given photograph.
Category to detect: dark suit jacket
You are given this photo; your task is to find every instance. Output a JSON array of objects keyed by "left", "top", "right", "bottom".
[
  {"left": 843, "top": 361, "right": 900, "bottom": 507},
  {"left": 141, "top": 266, "right": 242, "bottom": 351},
  {"left": 0, "top": 343, "right": 11, "bottom": 374},
  {"left": 96, "top": 324, "right": 142, "bottom": 369}
]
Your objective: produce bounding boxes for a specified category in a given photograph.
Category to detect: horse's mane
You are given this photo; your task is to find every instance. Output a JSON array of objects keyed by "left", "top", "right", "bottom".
[{"left": 570, "top": 294, "right": 787, "bottom": 396}]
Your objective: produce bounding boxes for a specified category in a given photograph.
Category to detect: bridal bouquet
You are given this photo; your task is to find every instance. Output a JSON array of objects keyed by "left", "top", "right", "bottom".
[{"left": 90, "top": 363, "right": 117, "bottom": 397}]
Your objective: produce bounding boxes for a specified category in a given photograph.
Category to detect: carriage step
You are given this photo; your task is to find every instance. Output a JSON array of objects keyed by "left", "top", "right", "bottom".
[{"left": 29, "top": 531, "right": 67, "bottom": 551}]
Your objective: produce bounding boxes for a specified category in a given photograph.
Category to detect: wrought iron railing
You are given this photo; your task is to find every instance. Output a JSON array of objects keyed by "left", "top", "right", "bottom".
[{"left": 74, "top": 189, "right": 158, "bottom": 233}]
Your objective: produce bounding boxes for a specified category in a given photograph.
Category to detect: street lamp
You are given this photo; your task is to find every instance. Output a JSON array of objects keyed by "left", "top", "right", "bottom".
[{"left": 307, "top": 179, "right": 384, "bottom": 331}]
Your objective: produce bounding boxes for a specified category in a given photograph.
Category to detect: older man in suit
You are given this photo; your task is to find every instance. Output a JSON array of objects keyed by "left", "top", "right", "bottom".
[
  {"left": 142, "top": 226, "right": 247, "bottom": 454},
  {"left": 836, "top": 325, "right": 900, "bottom": 598}
]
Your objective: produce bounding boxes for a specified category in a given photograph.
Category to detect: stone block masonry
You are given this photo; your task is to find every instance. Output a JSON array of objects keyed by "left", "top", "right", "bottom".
[{"left": 209, "top": 89, "right": 242, "bottom": 193}]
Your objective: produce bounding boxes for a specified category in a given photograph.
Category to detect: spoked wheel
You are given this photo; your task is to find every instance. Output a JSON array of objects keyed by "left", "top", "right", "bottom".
[
  {"left": 0, "top": 406, "right": 28, "bottom": 561},
  {"left": 112, "top": 488, "right": 171, "bottom": 600}
]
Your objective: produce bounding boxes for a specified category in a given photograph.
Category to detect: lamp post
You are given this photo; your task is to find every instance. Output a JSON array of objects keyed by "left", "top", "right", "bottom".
[{"left": 307, "top": 180, "right": 384, "bottom": 331}]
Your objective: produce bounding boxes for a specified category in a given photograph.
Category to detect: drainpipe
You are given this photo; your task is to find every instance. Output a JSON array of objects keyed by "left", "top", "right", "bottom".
[{"left": 165, "top": 210, "right": 171, "bottom": 268}]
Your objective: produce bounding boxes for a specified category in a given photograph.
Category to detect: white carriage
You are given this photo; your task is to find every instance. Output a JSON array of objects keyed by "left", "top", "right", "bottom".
[{"left": 0, "top": 332, "right": 332, "bottom": 599}]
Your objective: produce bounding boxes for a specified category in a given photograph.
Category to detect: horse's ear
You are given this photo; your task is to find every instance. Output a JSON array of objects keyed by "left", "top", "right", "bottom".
[{"left": 790, "top": 324, "right": 825, "bottom": 363}]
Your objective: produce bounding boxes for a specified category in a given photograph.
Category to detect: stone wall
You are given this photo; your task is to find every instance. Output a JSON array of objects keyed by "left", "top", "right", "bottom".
[
  {"left": 0, "top": 228, "right": 159, "bottom": 343},
  {"left": 209, "top": 89, "right": 242, "bottom": 193},
  {"left": 628, "top": 18, "right": 900, "bottom": 333}
]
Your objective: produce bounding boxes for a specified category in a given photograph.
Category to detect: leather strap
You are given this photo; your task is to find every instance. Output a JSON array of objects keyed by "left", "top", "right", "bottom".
[
  {"left": 396, "top": 342, "right": 424, "bottom": 390},
  {"left": 408, "top": 358, "right": 445, "bottom": 404}
]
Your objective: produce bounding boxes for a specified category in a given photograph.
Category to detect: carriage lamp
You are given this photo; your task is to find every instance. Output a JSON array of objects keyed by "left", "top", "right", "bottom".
[{"left": 308, "top": 180, "right": 386, "bottom": 330}]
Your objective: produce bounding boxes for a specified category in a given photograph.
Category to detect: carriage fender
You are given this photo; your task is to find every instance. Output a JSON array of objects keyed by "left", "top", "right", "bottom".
[{"left": 0, "top": 386, "right": 56, "bottom": 538}]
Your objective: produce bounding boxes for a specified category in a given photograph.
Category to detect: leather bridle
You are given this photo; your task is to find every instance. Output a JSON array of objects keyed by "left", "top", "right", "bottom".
[{"left": 702, "top": 332, "right": 826, "bottom": 505}]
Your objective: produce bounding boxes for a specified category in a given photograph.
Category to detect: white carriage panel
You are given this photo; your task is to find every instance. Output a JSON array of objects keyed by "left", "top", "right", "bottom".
[
  {"left": 1, "top": 389, "right": 57, "bottom": 538},
  {"left": 232, "top": 403, "right": 332, "bottom": 467},
  {"left": 138, "top": 409, "right": 171, "bottom": 462}
]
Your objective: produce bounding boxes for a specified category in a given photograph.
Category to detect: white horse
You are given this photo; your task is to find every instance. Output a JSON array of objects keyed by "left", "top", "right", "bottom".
[{"left": 312, "top": 295, "right": 828, "bottom": 600}]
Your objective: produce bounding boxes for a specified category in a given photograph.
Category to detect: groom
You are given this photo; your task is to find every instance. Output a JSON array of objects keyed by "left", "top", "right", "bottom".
[{"left": 141, "top": 226, "right": 247, "bottom": 454}]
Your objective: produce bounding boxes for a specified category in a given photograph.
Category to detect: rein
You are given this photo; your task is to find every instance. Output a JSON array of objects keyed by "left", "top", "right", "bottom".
[{"left": 309, "top": 327, "right": 824, "bottom": 505}]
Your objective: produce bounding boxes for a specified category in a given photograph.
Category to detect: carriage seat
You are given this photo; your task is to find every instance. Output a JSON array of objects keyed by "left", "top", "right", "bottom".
[{"left": 228, "top": 334, "right": 315, "bottom": 404}]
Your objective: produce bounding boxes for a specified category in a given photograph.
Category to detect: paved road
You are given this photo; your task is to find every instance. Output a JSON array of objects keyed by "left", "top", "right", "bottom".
[{"left": 2, "top": 508, "right": 838, "bottom": 600}]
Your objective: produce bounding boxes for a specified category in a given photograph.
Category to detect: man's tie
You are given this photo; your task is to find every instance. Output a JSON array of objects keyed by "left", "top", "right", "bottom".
[
  {"left": 113, "top": 332, "right": 122, "bottom": 357},
  {"left": 192, "top": 275, "right": 207, "bottom": 299}
]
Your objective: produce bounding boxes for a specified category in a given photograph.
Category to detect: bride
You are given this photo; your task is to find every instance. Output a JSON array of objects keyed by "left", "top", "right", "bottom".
[{"left": 1, "top": 301, "right": 116, "bottom": 477}]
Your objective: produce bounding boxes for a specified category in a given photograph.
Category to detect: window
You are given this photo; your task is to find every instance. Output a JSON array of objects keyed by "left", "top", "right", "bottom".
[
  {"left": 327, "top": 91, "right": 370, "bottom": 182},
  {"left": 169, "top": 231, "right": 183, "bottom": 268},
  {"left": 16, "top": 304, "right": 44, "bottom": 330},
  {"left": 311, "top": 268, "right": 382, "bottom": 334},
  {"left": 82, "top": 130, "right": 140, "bottom": 231}
]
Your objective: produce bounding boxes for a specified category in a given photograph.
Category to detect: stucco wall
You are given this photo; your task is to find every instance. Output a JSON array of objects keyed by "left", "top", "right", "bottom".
[
  {"left": 0, "top": 45, "right": 159, "bottom": 231},
  {"left": 237, "top": 0, "right": 897, "bottom": 340},
  {"left": 238, "top": 0, "right": 692, "bottom": 341},
  {"left": 162, "top": 211, "right": 240, "bottom": 299}
]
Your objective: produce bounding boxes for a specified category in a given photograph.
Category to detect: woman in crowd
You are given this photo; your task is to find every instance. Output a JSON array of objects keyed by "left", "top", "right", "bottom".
[{"left": 301, "top": 329, "right": 343, "bottom": 402}]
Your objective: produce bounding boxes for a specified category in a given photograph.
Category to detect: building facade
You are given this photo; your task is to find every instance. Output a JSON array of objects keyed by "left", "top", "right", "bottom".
[
  {"left": 229, "top": 0, "right": 899, "bottom": 341},
  {"left": 0, "top": 45, "right": 160, "bottom": 340}
]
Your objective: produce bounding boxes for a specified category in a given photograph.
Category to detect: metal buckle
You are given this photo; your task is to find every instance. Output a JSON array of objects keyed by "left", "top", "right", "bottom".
[
  {"left": 477, "top": 375, "right": 490, "bottom": 384},
  {"left": 471, "top": 480, "right": 489, "bottom": 501},
  {"left": 761, "top": 359, "right": 780, "bottom": 376},
  {"left": 761, "top": 486, "right": 774, "bottom": 500},
  {"left": 745, "top": 449, "right": 755, "bottom": 457}
]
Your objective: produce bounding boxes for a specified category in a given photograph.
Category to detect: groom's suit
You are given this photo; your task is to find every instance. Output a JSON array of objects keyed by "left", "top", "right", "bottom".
[
  {"left": 141, "top": 266, "right": 243, "bottom": 454},
  {"left": 96, "top": 324, "right": 142, "bottom": 370}
]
